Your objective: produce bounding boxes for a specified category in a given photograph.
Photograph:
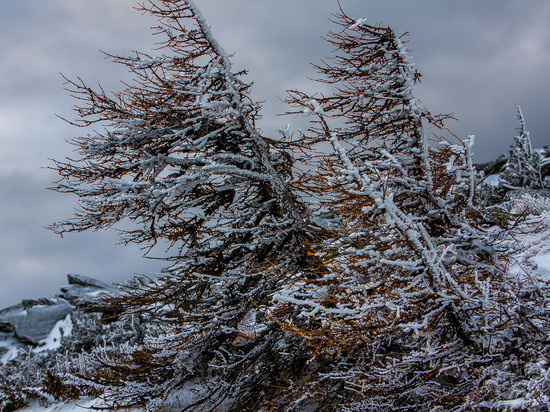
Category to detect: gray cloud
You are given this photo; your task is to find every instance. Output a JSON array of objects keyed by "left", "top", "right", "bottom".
[
  {"left": 0, "top": 0, "right": 549, "bottom": 307},
  {"left": 0, "top": 171, "right": 166, "bottom": 307},
  {"left": 193, "top": 0, "right": 550, "bottom": 159}
]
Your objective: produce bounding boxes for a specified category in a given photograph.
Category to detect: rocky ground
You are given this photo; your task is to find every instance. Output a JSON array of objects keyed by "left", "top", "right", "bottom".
[{"left": 0, "top": 274, "right": 114, "bottom": 364}]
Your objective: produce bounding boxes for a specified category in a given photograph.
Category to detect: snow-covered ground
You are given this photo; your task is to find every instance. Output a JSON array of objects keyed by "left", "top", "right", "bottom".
[
  {"left": 19, "top": 398, "right": 136, "bottom": 412},
  {"left": 507, "top": 195, "right": 550, "bottom": 284}
]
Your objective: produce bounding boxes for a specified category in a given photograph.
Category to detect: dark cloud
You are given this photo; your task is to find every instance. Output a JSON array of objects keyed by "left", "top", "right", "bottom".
[{"left": 0, "top": 0, "right": 549, "bottom": 306}]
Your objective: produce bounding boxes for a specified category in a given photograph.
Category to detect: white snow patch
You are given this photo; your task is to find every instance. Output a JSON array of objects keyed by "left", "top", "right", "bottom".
[
  {"left": 493, "top": 398, "right": 529, "bottom": 409},
  {"left": 508, "top": 212, "right": 550, "bottom": 283},
  {"left": 84, "top": 289, "right": 104, "bottom": 297},
  {"left": 483, "top": 174, "right": 502, "bottom": 187},
  {"left": 33, "top": 314, "right": 73, "bottom": 353},
  {"left": 350, "top": 18, "right": 367, "bottom": 29},
  {"left": 0, "top": 335, "right": 20, "bottom": 365},
  {"left": 533, "top": 252, "right": 550, "bottom": 281}
]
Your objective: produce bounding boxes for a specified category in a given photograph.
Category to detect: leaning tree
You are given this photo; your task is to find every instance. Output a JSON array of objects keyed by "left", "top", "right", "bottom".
[
  {"left": 50, "top": 0, "right": 317, "bottom": 409},
  {"left": 276, "top": 8, "right": 550, "bottom": 411}
]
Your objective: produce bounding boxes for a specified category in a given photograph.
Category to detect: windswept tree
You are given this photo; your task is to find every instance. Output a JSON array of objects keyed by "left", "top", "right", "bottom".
[
  {"left": 276, "top": 9, "right": 550, "bottom": 410},
  {"left": 51, "top": 0, "right": 306, "bottom": 266},
  {"left": 50, "top": 0, "right": 316, "bottom": 409}
]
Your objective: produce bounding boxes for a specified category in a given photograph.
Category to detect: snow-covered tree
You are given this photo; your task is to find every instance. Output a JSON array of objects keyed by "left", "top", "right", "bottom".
[
  {"left": 275, "top": 10, "right": 550, "bottom": 410},
  {"left": 49, "top": 0, "right": 315, "bottom": 409},
  {"left": 501, "top": 105, "right": 544, "bottom": 189},
  {"left": 51, "top": 1, "right": 305, "bottom": 263}
]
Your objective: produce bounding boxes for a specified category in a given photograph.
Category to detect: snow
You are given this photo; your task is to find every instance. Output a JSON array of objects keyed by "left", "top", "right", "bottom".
[
  {"left": 33, "top": 314, "right": 73, "bottom": 353},
  {"left": 84, "top": 289, "right": 103, "bottom": 297},
  {"left": 350, "top": 18, "right": 367, "bottom": 30},
  {"left": 309, "top": 99, "right": 324, "bottom": 115},
  {"left": 492, "top": 398, "right": 529, "bottom": 409},
  {"left": 508, "top": 211, "right": 550, "bottom": 283},
  {"left": 510, "top": 193, "right": 550, "bottom": 215},
  {"left": 533, "top": 252, "right": 550, "bottom": 281},
  {"left": 483, "top": 173, "right": 502, "bottom": 187},
  {"left": 0, "top": 334, "right": 21, "bottom": 365},
  {"left": 19, "top": 397, "right": 138, "bottom": 411}
]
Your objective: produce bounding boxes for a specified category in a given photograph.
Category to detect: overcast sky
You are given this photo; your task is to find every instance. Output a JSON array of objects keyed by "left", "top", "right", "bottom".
[{"left": 0, "top": 0, "right": 549, "bottom": 308}]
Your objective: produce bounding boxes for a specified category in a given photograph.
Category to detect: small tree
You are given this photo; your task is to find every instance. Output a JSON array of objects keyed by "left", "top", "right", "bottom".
[{"left": 501, "top": 105, "right": 543, "bottom": 189}]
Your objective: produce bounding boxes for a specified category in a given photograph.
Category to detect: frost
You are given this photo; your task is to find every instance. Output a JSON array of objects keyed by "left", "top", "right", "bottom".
[
  {"left": 510, "top": 193, "right": 550, "bottom": 215},
  {"left": 349, "top": 18, "right": 367, "bottom": 30}
]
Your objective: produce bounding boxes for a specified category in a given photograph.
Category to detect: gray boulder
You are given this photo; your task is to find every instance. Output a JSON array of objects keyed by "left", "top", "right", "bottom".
[
  {"left": 0, "top": 299, "right": 72, "bottom": 345},
  {"left": 58, "top": 273, "right": 115, "bottom": 304},
  {"left": 0, "top": 274, "right": 114, "bottom": 347}
]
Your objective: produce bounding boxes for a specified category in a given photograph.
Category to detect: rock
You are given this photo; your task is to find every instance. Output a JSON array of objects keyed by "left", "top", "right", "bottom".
[
  {"left": 0, "top": 273, "right": 162, "bottom": 411},
  {"left": 66, "top": 274, "right": 111, "bottom": 289},
  {"left": 0, "top": 299, "right": 72, "bottom": 345},
  {"left": 540, "top": 157, "right": 550, "bottom": 179},
  {"left": 58, "top": 273, "right": 115, "bottom": 305},
  {"left": 0, "top": 274, "right": 114, "bottom": 347}
]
